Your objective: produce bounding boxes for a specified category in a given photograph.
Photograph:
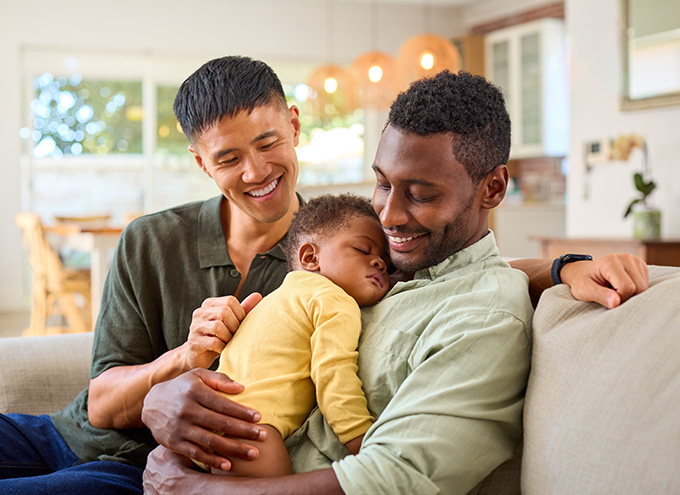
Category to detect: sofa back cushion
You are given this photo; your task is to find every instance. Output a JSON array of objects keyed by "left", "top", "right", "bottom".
[
  {"left": 0, "top": 332, "right": 94, "bottom": 415},
  {"left": 522, "top": 265, "right": 680, "bottom": 494}
]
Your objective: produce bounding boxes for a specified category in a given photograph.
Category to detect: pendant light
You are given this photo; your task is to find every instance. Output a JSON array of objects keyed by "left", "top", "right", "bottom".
[
  {"left": 306, "top": 0, "right": 357, "bottom": 121},
  {"left": 349, "top": 1, "right": 399, "bottom": 110},
  {"left": 397, "top": 1, "right": 461, "bottom": 88}
]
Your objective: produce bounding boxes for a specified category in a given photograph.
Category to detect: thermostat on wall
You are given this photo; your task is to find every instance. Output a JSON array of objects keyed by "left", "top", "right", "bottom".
[{"left": 585, "top": 138, "right": 612, "bottom": 165}]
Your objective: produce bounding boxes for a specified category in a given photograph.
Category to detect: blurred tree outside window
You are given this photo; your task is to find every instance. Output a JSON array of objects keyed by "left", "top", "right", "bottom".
[
  {"left": 28, "top": 73, "right": 143, "bottom": 158},
  {"left": 156, "top": 85, "right": 190, "bottom": 160},
  {"left": 287, "top": 82, "right": 364, "bottom": 186}
]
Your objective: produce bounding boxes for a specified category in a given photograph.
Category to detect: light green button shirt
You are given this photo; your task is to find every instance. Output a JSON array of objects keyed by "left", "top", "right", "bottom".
[{"left": 286, "top": 231, "right": 533, "bottom": 495}]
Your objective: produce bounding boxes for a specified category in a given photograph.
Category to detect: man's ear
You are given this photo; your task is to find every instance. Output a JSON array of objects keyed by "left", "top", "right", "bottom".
[
  {"left": 288, "top": 105, "right": 301, "bottom": 147},
  {"left": 298, "top": 242, "right": 321, "bottom": 271},
  {"left": 480, "top": 164, "right": 508, "bottom": 209},
  {"left": 189, "top": 144, "right": 212, "bottom": 178}
]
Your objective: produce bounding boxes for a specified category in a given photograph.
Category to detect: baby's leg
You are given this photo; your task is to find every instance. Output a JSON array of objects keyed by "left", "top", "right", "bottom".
[{"left": 211, "top": 424, "right": 292, "bottom": 478}]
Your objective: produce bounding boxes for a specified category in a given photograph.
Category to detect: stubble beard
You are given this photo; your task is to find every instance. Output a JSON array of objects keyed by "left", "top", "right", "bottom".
[{"left": 391, "top": 196, "right": 475, "bottom": 273}]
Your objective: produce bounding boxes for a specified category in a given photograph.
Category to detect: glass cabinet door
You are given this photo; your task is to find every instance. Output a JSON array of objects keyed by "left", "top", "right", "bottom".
[
  {"left": 520, "top": 32, "right": 542, "bottom": 146},
  {"left": 484, "top": 18, "right": 567, "bottom": 159},
  {"left": 492, "top": 40, "right": 511, "bottom": 118}
]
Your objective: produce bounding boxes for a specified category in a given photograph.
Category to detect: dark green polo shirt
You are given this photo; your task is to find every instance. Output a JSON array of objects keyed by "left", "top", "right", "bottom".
[{"left": 51, "top": 195, "right": 291, "bottom": 467}]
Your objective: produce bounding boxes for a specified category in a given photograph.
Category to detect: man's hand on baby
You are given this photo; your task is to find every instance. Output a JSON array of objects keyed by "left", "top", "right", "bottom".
[
  {"left": 142, "top": 368, "right": 268, "bottom": 472},
  {"left": 181, "top": 292, "right": 263, "bottom": 369}
]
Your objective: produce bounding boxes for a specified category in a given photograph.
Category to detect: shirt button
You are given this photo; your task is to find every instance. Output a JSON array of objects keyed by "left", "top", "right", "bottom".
[{"left": 229, "top": 268, "right": 240, "bottom": 278}]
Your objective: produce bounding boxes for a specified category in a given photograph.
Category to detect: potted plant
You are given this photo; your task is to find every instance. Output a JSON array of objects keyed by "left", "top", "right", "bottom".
[
  {"left": 609, "top": 134, "right": 660, "bottom": 239},
  {"left": 623, "top": 172, "right": 660, "bottom": 239}
]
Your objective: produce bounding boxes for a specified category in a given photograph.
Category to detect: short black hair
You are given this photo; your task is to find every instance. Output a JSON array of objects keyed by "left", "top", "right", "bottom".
[
  {"left": 174, "top": 56, "right": 287, "bottom": 142},
  {"left": 386, "top": 70, "right": 511, "bottom": 183},
  {"left": 285, "top": 194, "right": 380, "bottom": 269}
]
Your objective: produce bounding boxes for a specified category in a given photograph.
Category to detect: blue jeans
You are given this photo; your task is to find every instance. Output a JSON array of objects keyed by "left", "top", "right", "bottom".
[{"left": 0, "top": 413, "right": 143, "bottom": 494}]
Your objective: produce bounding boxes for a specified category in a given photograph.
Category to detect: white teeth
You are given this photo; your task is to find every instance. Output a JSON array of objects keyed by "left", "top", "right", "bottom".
[
  {"left": 389, "top": 234, "right": 419, "bottom": 243},
  {"left": 248, "top": 179, "right": 278, "bottom": 197}
]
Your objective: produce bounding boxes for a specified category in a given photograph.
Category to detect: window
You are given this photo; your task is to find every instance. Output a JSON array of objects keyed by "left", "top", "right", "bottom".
[
  {"left": 20, "top": 50, "right": 369, "bottom": 224},
  {"left": 155, "top": 85, "right": 188, "bottom": 159},
  {"left": 285, "top": 83, "right": 365, "bottom": 185},
  {"left": 29, "top": 74, "right": 143, "bottom": 158}
]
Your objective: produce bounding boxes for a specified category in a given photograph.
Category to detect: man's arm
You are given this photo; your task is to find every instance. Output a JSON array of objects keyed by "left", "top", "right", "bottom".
[
  {"left": 143, "top": 445, "right": 344, "bottom": 495},
  {"left": 88, "top": 293, "right": 262, "bottom": 429},
  {"left": 326, "top": 308, "right": 530, "bottom": 495},
  {"left": 508, "top": 258, "right": 552, "bottom": 307},
  {"left": 142, "top": 368, "right": 268, "bottom": 471},
  {"left": 143, "top": 285, "right": 531, "bottom": 494},
  {"left": 510, "top": 253, "right": 649, "bottom": 309}
]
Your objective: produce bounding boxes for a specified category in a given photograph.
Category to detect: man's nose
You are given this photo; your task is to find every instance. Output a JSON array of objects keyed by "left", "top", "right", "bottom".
[
  {"left": 241, "top": 152, "right": 271, "bottom": 183},
  {"left": 378, "top": 191, "right": 409, "bottom": 228}
]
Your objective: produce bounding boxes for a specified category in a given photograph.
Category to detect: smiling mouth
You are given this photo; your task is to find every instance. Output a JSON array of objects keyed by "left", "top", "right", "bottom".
[
  {"left": 247, "top": 178, "right": 279, "bottom": 197},
  {"left": 387, "top": 232, "right": 426, "bottom": 245}
]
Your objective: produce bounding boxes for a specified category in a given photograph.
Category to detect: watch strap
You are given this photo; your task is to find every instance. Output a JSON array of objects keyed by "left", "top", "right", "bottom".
[{"left": 551, "top": 254, "right": 593, "bottom": 285}]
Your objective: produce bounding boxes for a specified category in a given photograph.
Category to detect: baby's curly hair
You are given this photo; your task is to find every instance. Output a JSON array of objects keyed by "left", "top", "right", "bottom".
[
  {"left": 285, "top": 194, "right": 380, "bottom": 269},
  {"left": 387, "top": 70, "right": 511, "bottom": 183}
]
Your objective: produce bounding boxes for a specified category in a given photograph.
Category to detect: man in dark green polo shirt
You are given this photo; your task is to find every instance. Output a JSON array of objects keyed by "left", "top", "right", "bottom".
[{"left": 0, "top": 56, "right": 649, "bottom": 494}]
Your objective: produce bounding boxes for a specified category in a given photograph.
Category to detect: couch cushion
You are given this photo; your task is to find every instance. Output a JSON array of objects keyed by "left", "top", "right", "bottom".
[
  {"left": 0, "top": 332, "right": 94, "bottom": 415},
  {"left": 522, "top": 265, "right": 680, "bottom": 494}
]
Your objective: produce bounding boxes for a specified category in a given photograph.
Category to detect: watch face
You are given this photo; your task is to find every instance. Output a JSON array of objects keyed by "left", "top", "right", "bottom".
[{"left": 564, "top": 254, "right": 593, "bottom": 263}]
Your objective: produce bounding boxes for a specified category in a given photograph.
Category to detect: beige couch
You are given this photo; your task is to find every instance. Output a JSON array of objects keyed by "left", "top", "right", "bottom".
[{"left": 2, "top": 265, "right": 679, "bottom": 493}]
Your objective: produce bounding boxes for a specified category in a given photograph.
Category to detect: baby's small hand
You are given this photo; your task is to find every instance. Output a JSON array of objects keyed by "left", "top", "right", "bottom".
[{"left": 181, "top": 292, "right": 263, "bottom": 369}]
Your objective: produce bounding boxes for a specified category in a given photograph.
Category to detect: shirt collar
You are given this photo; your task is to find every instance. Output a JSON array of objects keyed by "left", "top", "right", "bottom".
[
  {"left": 413, "top": 230, "right": 499, "bottom": 281},
  {"left": 197, "top": 193, "right": 304, "bottom": 269}
]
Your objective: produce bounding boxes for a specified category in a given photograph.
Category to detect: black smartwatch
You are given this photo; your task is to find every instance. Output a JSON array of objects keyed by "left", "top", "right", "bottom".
[{"left": 551, "top": 254, "right": 593, "bottom": 285}]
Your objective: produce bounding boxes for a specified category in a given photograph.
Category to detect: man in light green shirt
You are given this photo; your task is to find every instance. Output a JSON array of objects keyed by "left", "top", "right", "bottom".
[
  {"left": 287, "top": 232, "right": 531, "bottom": 495},
  {"left": 276, "top": 72, "right": 532, "bottom": 494}
]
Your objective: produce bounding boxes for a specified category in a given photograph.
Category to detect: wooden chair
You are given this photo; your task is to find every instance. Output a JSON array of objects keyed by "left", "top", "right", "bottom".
[
  {"left": 15, "top": 213, "right": 92, "bottom": 336},
  {"left": 54, "top": 214, "right": 111, "bottom": 224}
]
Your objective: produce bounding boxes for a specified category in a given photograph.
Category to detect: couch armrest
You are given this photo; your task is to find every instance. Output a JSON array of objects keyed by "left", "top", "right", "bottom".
[
  {"left": 522, "top": 265, "right": 680, "bottom": 494},
  {"left": 0, "top": 332, "right": 93, "bottom": 415}
]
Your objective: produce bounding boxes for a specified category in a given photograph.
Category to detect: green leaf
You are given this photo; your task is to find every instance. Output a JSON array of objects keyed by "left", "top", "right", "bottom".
[
  {"left": 624, "top": 198, "right": 642, "bottom": 218},
  {"left": 633, "top": 173, "right": 656, "bottom": 198}
]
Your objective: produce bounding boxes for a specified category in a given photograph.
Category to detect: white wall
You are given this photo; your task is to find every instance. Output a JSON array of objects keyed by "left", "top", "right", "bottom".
[
  {"left": 566, "top": 0, "right": 680, "bottom": 238},
  {"left": 0, "top": 0, "right": 464, "bottom": 311},
  {"left": 461, "top": 0, "right": 554, "bottom": 28}
]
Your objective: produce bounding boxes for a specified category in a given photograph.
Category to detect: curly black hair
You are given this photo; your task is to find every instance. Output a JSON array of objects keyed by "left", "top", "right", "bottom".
[
  {"left": 285, "top": 194, "right": 381, "bottom": 269},
  {"left": 174, "top": 56, "right": 288, "bottom": 142},
  {"left": 386, "top": 70, "right": 511, "bottom": 183}
]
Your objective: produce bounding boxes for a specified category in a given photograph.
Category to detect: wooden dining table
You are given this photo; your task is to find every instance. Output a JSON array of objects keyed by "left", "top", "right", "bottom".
[{"left": 45, "top": 223, "right": 124, "bottom": 330}]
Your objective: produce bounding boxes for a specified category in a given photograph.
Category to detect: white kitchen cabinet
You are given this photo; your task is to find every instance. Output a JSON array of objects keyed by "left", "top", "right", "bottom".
[{"left": 484, "top": 18, "right": 569, "bottom": 159}]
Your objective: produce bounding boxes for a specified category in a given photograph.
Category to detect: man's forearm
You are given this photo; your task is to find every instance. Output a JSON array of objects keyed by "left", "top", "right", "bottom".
[
  {"left": 199, "top": 469, "right": 344, "bottom": 495},
  {"left": 88, "top": 345, "right": 190, "bottom": 429},
  {"left": 143, "top": 446, "right": 344, "bottom": 495},
  {"left": 508, "top": 258, "right": 553, "bottom": 307}
]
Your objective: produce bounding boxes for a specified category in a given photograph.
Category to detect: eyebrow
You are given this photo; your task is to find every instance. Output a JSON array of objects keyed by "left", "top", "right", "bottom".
[
  {"left": 371, "top": 164, "right": 438, "bottom": 187},
  {"left": 355, "top": 233, "right": 387, "bottom": 249},
  {"left": 210, "top": 130, "right": 280, "bottom": 162},
  {"left": 355, "top": 234, "right": 377, "bottom": 242}
]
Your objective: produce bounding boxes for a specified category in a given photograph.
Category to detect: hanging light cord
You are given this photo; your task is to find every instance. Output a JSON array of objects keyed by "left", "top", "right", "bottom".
[
  {"left": 371, "top": 1, "right": 379, "bottom": 50},
  {"left": 327, "top": 0, "right": 335, "bottom": 64},
  {"left": 424, "top": 0, "right": 432, "bottom": 33}
]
